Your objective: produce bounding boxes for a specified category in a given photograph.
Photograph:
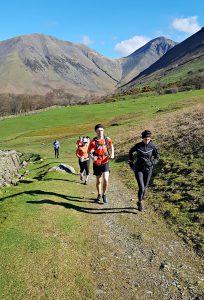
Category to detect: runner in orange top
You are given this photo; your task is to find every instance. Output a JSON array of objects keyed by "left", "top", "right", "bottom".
[
  {"left": 76, "top": 137, "right": 90, "bottom": 184},
  {"left": 88, "top": 124, "right": 114, "bottom": 203}
]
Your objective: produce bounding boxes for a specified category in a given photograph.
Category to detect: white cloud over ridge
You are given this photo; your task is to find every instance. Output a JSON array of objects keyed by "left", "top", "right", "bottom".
[
  {"left": 172, "top": 16, "right": 201, "bottom": 34},
  {"left": 114, "top": 35, "right": 150, "bottom": 56},
  {"left": 81, "top": 35, "right": 94, "bottom": 46}
]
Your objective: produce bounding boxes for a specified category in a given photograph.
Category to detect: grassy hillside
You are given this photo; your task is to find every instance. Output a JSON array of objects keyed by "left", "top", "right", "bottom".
[
  {"left": 0, "top": 89, "right": 203, "bottom": 298},
  {"left": 121, "top": 28, "right": 204, "bottom": 92},
  {"left": 135, "top": 55, "right": 204, "bottom": 88}
]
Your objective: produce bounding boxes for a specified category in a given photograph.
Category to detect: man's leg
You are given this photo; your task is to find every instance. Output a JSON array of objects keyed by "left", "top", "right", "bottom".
[
  {"left": 102, "top": 171, "right": 109, "bottom": 203},
  {"left": 102, "top": 171, "right": 109, "bottom": 195},
  {"left": 96, "top": 175, "right": 102, "bottom": 197}
]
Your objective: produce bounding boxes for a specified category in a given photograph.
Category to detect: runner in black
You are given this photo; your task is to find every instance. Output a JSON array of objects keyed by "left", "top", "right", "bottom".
[{"left": 128, "top": 130, "right": 159, "bottom": 211}]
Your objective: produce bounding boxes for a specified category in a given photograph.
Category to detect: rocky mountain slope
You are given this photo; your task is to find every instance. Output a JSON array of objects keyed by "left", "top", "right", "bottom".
[
  {"left": 0, "top": 34, "right": 176, "bottom": 97},
  {"left": 118, "top": 37, "right": 176, "bottom": 85},
  {"left": 0, "top": 34, "right": 122, "bottom": 96}
]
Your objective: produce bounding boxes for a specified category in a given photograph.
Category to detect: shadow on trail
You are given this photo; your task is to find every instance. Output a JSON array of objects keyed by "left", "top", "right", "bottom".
[
  {"left": 33, "top": 172, "right": 79, "bottom": 182},
  {"left": 18, "top": 179, "right": 34, "bottom": 184},
  {"left": 0, "top": 190, "right": 89, "bottom": 203},
  {"left": 27, "top": 199, "right": 137, "bottom": 215},
  {"left": 34, "top": 171, "right": 48, "bottom": 181},
  {"left": 1, "top": 190, "right": 137, "bottom": 214},
  {"left": 33, "top": 162, "right": 60, "bottom": 170},
  {"left": 43, "top": 178, "right": 81, "bottom": 184}
]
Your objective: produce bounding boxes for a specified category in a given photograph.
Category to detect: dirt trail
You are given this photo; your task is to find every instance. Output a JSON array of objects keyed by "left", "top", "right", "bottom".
[{"left": 81, "top": 171, "right": 204, "bottom": 300}]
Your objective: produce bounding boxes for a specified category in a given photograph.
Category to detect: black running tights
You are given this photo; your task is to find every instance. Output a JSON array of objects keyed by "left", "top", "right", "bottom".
[
  {"left": 79, "top": 159, "right": 90, "bottom": 175},
  {"left": 135, "top": 168, "right": 152, "bottom": 202}
]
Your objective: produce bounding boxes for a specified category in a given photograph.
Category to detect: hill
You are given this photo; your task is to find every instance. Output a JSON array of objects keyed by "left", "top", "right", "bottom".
[
  {"left": 0, "top": 33, "right": 122, "bottom": 96},
  {"left": 0, "top": 34, "right": 175, "bottom": 99},
  {"left": 118, "top": 37, "right": 176, "bottom": 85},
  {"left": 121, "top": 27, "right": 204, "bottom": 90}
]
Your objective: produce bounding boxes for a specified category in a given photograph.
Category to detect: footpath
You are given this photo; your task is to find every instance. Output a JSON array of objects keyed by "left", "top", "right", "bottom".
[
  {"left": 0, "top": 164, "right": 203, "bottom": 300},
  {"left": 76, "top": 171, "right": 204, "bottom": 300}
]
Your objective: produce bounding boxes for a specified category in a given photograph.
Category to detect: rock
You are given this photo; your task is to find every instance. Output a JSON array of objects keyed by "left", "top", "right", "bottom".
[
  {"left": 11, "top": 178, "right": 18, "bottom": 185},
  {"left": 22, "top": 161, "right": 28, "bottom": 167},
  {"left": 160, "top": 262, "right": 170, "bottom": 271},
  {"left": 59, "top": 164, "right": 76, "bottom": 174},
  {"left": 48, "top": 167, "right": 58, "bottom": 172},
  {"left": 0, "top": 150, "right": 21, "bottom": 187},
  {"left": 48, "top": 164, "right": 76, "bottom": 174},
  {"left": 96, "top": 288, "right": 105, "bottom": 295},
  {"left": 146, "top": 291, "right": 153, "bottom": 295},
  {"left": 100, "top": 257, "right": 107, "bottom": 261}
]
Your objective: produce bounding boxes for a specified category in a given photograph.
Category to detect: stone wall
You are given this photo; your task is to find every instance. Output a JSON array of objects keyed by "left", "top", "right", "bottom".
[{"left": 0, "top": 150, "right": 21, "bottom": 187}]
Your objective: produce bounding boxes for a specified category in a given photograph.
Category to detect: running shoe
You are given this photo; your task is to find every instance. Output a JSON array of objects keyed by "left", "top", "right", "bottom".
[
  {"left": 102, "top": 194, "right": 108, "bottom": 203},
  {"left": 96, "top": 194, "right": 101, "bottom": 202},
  {"left": 137, "top": 201, "right": 143, "bottom": 211}
]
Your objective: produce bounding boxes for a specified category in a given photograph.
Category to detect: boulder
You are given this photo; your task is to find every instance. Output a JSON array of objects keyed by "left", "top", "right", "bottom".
[
  {"left": 48, "top": 164, "right": 76, "bottom": 174},
  {"left": 59, "top": 164, "right": 76, "bottom": 174},
  {"left": 0, "top": 150, "right": 21, "bottom": 187}
]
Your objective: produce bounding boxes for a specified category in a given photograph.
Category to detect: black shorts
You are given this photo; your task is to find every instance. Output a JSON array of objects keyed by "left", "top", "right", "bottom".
[{"left": 93, "top": 162, "right": 109, "bottom": 176}]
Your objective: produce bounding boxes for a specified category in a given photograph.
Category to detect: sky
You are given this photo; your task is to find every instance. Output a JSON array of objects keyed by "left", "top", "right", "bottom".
[{"left": 0, "top": 0, "right": 203, "bottom": 58}]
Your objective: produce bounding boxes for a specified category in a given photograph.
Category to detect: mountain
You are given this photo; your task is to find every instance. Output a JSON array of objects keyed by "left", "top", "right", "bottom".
[
  {"left": 0, "top": 33, "right": 176, "bottom": 97},
  {"left": 0, "top": 34, "right": 122, "bottom": 96},
  {"left": 122, "top": 27, "right": 204, "bottom": 90},
  {"left": 118, "top": 37, "right": 176, "bottom": 85}
]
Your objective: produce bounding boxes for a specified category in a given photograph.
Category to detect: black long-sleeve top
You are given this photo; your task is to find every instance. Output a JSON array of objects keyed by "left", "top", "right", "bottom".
[{"left": 129, "top": 141, "right": 159, "bottom": 169}]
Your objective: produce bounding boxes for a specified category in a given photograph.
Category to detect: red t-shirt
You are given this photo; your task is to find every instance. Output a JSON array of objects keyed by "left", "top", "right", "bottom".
[{"left": 88, "top": 137, "right": 112, "bottom": 165}]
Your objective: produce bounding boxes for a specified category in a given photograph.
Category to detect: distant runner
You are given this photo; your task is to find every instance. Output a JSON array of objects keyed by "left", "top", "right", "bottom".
[
  {"left": 53, "top": 139, "right": 60, "bottom": 158},
  {"left": 76, "top": 137, "right": 90, "bottom": 184},
  {"left": 128, "top": 130, "right": 159, "bottom": 211},
  {"left": 88, "top": 124, "right": 114, "bottom": 203}
]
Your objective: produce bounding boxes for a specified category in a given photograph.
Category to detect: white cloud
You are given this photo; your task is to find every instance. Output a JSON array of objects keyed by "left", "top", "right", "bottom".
[
  {"left": 81, "top": 35, "right": 94, "bottom": 46},
  {"left": 114, "top": 35, "right": 150, "bottom": 56},
  {"left": 172, "top": 16, "right": 201, "bottom": 34}
]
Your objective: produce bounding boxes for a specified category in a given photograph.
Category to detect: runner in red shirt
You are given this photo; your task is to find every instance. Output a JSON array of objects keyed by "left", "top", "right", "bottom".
[{"left": 88, "top": 124, "right": 114, "bottom": 203}]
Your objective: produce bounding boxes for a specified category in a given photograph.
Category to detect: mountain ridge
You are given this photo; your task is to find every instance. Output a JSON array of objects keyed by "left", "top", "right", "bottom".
[
  {"left": 122, "top": 27, "right": 204, "bottom": 89},
  {"left": 0, "top": 33, "right": 176, "bottom": 97},
  {"left": 117, "top": 36, "right": 177, "bottom": 85}
]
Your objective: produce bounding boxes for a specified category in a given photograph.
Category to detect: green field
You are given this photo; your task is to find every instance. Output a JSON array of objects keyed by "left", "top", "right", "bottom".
[
  {"left": 0, "top": 89, "right": 204, "bottom": 299},
  {"left": 1, "top": 90, "right": 204, "bottom": 151}
]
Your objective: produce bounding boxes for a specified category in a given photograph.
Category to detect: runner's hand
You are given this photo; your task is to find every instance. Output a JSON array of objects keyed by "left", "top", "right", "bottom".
[{"left": 128, "top": 160, "right": 134, "bottom": 169}]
